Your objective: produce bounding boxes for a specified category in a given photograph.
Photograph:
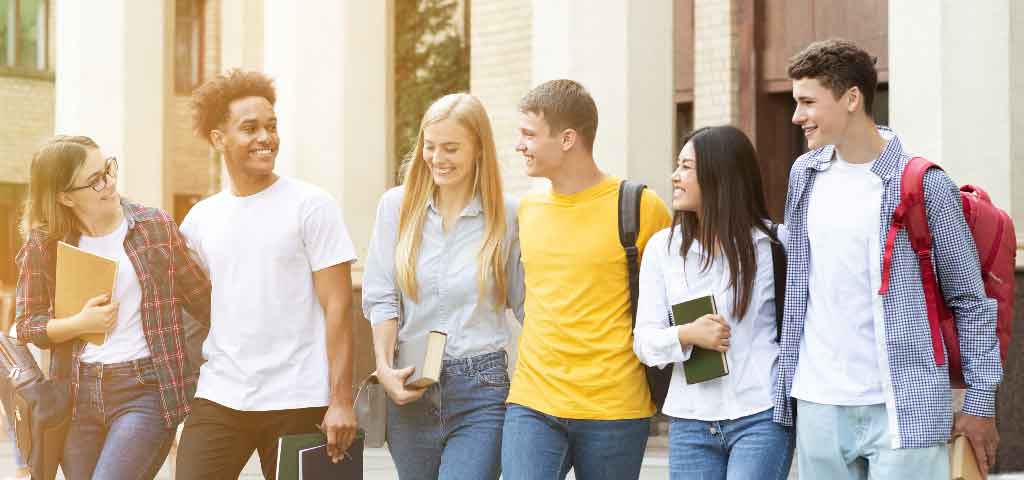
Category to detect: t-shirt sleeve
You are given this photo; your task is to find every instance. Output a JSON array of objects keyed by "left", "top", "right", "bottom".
[
  {"left": 179, "top": 204, "right": 209, "bottom": 272},
  {"left": 302, "top": 196, "right": 358, "bottom": 272},
  {"left": 637, "top": 188, "right": 673, "bottom": 256}
]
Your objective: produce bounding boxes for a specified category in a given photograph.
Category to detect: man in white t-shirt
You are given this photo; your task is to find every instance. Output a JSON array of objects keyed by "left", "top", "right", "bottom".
[
  {"left": 175, "top": 69, "right": 358, "bottom": 479},
  {"left": 772, "top": 40, "right": 1001, "bottom": 479}
]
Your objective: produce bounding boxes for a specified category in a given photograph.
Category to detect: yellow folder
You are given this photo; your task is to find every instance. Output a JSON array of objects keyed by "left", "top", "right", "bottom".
[{"left": 55, "top": 241, "right": 118, "bottom": 345}]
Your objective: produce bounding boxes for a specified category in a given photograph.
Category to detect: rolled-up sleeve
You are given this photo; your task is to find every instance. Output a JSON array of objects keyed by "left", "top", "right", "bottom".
[
  {"left": 633, "top": 231, "right": 691, "bottom": 368},
  {"left": 362, "top": 188, "right": 403, "bottom": 325},
  {"left": 14, "top": 236, "right": 56, "bottom": 349}
]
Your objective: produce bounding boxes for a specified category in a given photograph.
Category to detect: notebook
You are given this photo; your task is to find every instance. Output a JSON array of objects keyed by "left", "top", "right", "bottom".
[
  {"left": 949, "top": 435, "right": 984, "bottom": 480},
  {"left": 298, "top": 436, "right": 363, "bottom": 479},
  {"left": 671, "top": 294, "right": 729, "bottom": 384},
  {"left": 55, "top": 241, "right": 118, "bottom": 345},
  {"left": 277, "top": 431, "right": 363, "bottom": 480},
  {"left": 395, "top": 330, "right": 447, "bottom": 388}
]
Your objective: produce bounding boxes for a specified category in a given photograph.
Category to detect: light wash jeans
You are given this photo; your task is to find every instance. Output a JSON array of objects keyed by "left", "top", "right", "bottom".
[
  {"left": 386, "top": 350, "right": 509, "bottom": 480},
  {"left": 668, "top": 407, "right": 794, "bottom": 480},
  {"left": 501, "top": 404, "right": 651, "bottom": 480},
  {"left": 796, "top": 399, "right": 949, "bottom": 479}
]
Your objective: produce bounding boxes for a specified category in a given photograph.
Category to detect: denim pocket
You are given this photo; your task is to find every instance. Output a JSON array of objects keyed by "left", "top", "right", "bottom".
[
  {"left": 476, "top": 369, "right": 510, "bottom": 388},
  {"left": 134, "top": 364, "right": 159, "bottom": 388}
]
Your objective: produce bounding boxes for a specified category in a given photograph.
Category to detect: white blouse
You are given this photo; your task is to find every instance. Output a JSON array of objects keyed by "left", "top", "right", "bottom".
[{"left": 633, "top": 224, "right": 780, "bottom": 421}]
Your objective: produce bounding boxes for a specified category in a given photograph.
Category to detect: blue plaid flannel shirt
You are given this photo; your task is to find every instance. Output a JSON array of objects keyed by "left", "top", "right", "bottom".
[{"left": 772, "top": 127, "right": 1002, "bottom": 449}]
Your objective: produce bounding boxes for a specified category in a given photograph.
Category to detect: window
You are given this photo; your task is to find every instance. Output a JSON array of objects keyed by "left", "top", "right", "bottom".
[
  {"left": 0, "top": 183, "right": 27, "bottom": 289},
  {"left": 0, "top": 0, "right": 48, "bottom": 73},
  {"left": 174, "top": 0, "right": 203, "bottom": 94}
]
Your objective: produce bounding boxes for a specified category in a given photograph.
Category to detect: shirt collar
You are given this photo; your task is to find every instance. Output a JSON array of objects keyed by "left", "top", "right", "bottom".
[
  {"left": 426, "top": 194, "right": 484, "bottom": 218},
  {"left": 804, "top": 126, "right": 907, "bottom": 181}
]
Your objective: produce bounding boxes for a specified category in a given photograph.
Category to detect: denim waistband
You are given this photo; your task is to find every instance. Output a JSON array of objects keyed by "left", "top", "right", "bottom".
[
  {"left": 441, "top": 350, "right": 507, "bottom": 376},
  {"left": 78, "top": 357, "right": 153, "bottom": 378}
]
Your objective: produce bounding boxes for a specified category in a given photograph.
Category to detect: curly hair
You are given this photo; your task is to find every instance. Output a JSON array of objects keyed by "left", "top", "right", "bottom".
[
  {"left": 788, "top": 39, "right": 878, "bottom": 115},
  {"left": 190, "top": 69, "right": 277, "bottom": 142}
]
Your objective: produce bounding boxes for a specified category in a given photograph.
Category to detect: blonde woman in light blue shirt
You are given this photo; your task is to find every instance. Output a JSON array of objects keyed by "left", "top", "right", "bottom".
[{"left": 362, "top": 93, "right": 524, "bottom": 480}]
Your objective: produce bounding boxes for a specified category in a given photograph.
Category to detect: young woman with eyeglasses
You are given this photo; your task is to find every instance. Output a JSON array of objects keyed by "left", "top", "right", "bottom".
[{"left": 14, "top": 135, "right": 211, "bottom": 479}]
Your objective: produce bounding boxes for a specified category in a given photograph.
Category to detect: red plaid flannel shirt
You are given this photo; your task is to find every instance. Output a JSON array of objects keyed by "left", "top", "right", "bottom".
[{"left": 15, "top": 201, "right": 211, "bottom": 428}]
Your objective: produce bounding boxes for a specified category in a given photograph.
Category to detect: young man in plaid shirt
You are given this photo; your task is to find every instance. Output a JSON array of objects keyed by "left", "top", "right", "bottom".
[{"left": 772, "top": 39, "right": 1002, "bottom": 479}]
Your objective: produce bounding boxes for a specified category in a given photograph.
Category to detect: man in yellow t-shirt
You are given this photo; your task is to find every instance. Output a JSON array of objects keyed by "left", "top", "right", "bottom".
[{"left": 501, "top": 79, "right": 672, "bottom": 480}]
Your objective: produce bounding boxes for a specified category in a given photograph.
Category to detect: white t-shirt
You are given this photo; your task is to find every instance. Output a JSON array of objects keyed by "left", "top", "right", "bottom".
[
  {"left": 79, "top": 219, "right": 150, "bottom": 364},
  {"left": 180, "top": 176, "right": 357, "bottom": 411},
  {"left": 792, "top": 151, "right": 885, "bottom": 406}
]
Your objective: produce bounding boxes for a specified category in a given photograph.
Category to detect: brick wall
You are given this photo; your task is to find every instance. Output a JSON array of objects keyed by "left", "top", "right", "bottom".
[
  {"left": 693, "top": 0, "right": 739, "bottom": 128},
  {"left": 0, "top": 77, "right": 54, "bottom": 184},
  {"left": 469, "top": 0, "right": 534, "bottom": 198}
]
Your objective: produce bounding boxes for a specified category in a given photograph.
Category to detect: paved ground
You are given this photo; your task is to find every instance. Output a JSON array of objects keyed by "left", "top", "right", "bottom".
[{"left": 3, "top": 434, "right": 1023, "bottom": 479}]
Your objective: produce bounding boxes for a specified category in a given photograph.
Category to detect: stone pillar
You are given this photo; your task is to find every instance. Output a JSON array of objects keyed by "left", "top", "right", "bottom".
[
  {"left": 262, "top": 0, "right": 391, "bottom": 261},
  {"left": 55, "top": 0, "right": 173, "bottom": 210},
  {"left": 528, "top": 0, "right": 675, "bottom": 202},
  {"left": 890, "top": 0, "right": 1020, "bottom": 231}
]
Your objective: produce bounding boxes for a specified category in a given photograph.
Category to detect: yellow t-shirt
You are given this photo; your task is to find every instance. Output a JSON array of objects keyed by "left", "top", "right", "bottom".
[{"left": 508, "top": 176, "right": 672, "bottom": 419}]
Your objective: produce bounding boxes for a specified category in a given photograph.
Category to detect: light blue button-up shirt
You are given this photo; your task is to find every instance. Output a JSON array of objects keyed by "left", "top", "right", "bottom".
[{"left": 362, "top": 186, "right": 525, "bottom": 359}]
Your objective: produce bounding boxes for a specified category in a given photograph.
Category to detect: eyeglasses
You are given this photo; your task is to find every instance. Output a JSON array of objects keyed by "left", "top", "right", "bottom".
[{"left": 66, "top": 156, "right": 118, "bottom": 193}]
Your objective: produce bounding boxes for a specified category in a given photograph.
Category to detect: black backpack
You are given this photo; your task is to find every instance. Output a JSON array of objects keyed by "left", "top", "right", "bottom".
[{"left": 618, "top": 181, "right": 786, "bottom": 410}]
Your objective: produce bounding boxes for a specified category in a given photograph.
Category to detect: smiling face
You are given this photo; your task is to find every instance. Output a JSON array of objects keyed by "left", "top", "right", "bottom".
[
  {"left": 423, "top": 118, "right": 478, "bottom": 191},
  {"left": 791, "top": 77, "right": 858, "bottom": 150},
  {"left": 213, "top": 96, "right": 279, "bottom": 179},
  {"left": 59, "top": 147, "right": 121, "bottom": 221},
  {"left": 515, "top": 110, "right": 565, "bottom": 179},
  {"left": 671, "top": 141, "right": 701, "bottom": 212}
]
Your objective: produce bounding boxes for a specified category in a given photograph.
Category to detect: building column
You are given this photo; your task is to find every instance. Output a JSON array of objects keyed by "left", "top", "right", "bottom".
[
  {"left": 890, "top": 0, "right": 1021, "bottom": 233},
  {"left": 262, "top": 0, "right": 392, "bottom": 261},
  {"left": 55, "top": 0, "right": 173, "bottom": 210},
  {"left": 528, "top": 0, "right": 675, "bottom": 202}
]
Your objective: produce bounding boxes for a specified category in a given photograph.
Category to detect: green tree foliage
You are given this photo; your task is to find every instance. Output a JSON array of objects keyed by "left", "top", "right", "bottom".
[{"left": 394, "top": 0, "right": 469, "bottom": 183}]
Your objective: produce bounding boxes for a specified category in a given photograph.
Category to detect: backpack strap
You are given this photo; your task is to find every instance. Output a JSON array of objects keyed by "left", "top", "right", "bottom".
[
  {"left": 768, "top": 223, "right": 786, "bottom": 343},
  {"left": 618, "top": 180, "right": 646, "bottom": 327},
  {"left": 878, "top": 156, "right": 946, "bottom": 366}
]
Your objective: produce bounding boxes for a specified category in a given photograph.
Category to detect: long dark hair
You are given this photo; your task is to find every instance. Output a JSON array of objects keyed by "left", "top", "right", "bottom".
[{"left": 668, "top": 126, "right": 772, "bottom": 320}]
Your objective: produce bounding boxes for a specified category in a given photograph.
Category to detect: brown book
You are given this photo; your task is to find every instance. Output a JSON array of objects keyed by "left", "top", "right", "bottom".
[
  {"left": 950, "top": 435, "right": 985, "bottom": 480},
  {"left": 55, "top": 242, "right": 118, "bottom": 345},
  {"left": 395, "top": 331, "right": 447, "bottom": 388}
]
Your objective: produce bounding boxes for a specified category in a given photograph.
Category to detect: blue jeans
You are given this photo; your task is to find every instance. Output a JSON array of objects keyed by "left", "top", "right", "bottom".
[
  {"left": 62, "top": 358, "right": 175, "bottom": 480},
  {"left": 668, "top": 408, "right": 794, "bottom": 480},
  {"left": 386, "top": 350, "right": 509, "bottom": 480},
  {"left": 501, "top": 404, "right": 651, "bottom": 480},
  {"left": 3, "top": 403, "right": 27, "bottom": 469},
  {"left": 796, "top": 400, "right": 949, "bottom": 479}
]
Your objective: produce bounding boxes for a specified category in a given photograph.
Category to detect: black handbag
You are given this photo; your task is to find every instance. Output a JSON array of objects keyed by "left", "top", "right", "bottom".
[{"left": 0, "top": 332, "right": 72, "bottom": 480}]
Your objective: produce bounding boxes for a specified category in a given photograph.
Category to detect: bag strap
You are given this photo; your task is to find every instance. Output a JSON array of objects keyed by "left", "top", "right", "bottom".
[
  {"left": 768, "top": 223, "right": 786, "bottom": 343},
  {"left": 878, "top": 156, "right": 946, "bottom": 365},
  {"left": 618, "top": 180, "right": 646, "bottom": 327}
]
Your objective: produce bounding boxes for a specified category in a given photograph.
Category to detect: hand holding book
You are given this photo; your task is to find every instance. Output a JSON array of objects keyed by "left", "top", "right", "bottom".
[
  {"left": 677, "top": 313, "right": 731, "bottom": 352},
  {"left": 375, "top": 365, "right": 427, "bottom": 406},
  {"left": 75, "top": 294, "right": 119, "bottom": 342}
]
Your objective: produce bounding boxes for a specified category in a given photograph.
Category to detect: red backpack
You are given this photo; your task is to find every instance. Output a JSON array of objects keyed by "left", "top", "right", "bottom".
[{"left": 879, "top": 157, "right": 1016, "bottom": 389}]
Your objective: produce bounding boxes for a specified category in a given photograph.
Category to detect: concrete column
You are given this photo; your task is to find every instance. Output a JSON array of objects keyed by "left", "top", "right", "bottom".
[
  {"left": 529, "top": 0, "right": 675, "bottom": 202},
  {"left": 470, "top": 0, "right": 535, "bottom": 197},
  {"left": 55, "top": 0, "right": 173, "bottom": 210},
  {"left": 262, "top": 0, "right": 391, "bottom": 261},
  {"left": 693, "top": 0, "right": 740, "bottom": 129},
  {"left": 890, "top": 0, "right": 1020, "bottom": 234},
  {"left": 220, "top": 0, "right": 263, "bottom": 72}
]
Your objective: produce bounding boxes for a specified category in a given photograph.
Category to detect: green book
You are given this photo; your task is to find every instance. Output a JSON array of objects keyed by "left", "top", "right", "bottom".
[
  {"left": 277, "top": 433, "right": 326, "bottom": 480},
  {"left": 277, "top": 431, "right": 366, "bottom": 480},
  {"left": 671, "top": 295, "right": 730, "bottom": 384}
]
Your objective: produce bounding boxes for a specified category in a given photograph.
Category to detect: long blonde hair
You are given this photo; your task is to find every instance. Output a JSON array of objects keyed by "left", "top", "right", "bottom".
[
  {"left": 20, "top": 136, "right": 99, "bottom": 243},
  {"left": 395, "top": 93, "right": 508, "bottom": 307}
]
